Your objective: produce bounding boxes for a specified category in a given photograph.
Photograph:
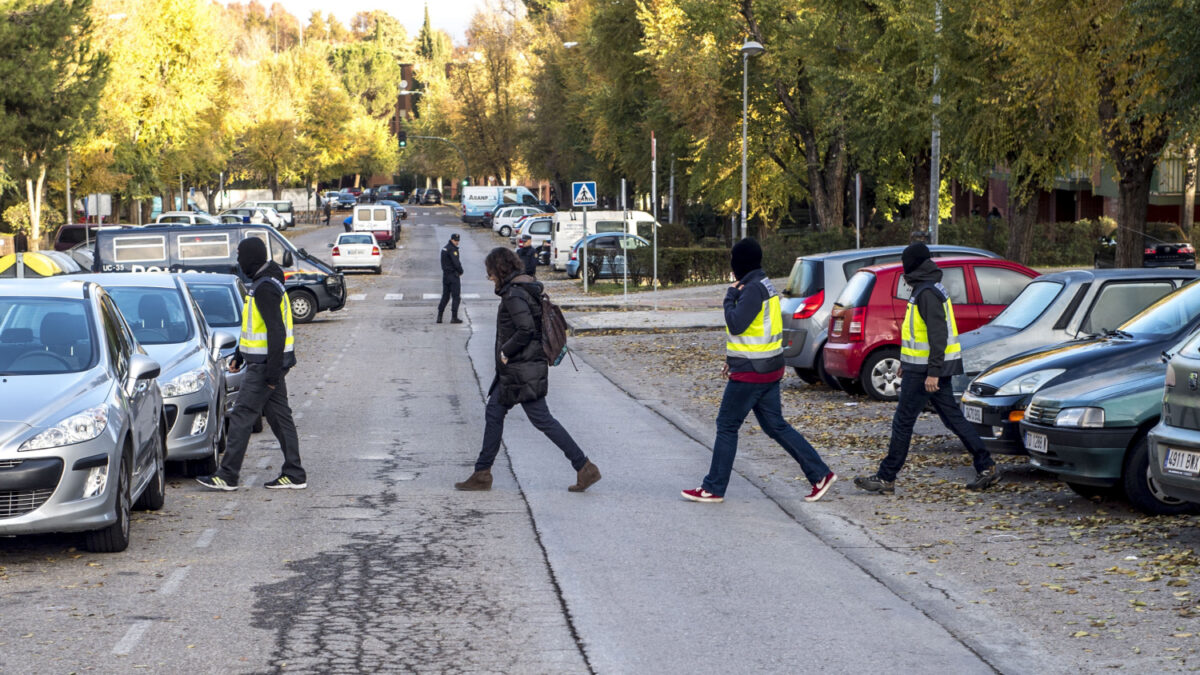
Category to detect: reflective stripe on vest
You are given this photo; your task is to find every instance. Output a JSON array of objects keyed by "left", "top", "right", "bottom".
[
  {"left": 900, "top": 283, "right": 961, "bottom": 366},
  {"left": 241, "top": 277, "right": 295, "bottom": 358},
  {"left": 726, "top": 283, "right": 784, "bottom": 359}
]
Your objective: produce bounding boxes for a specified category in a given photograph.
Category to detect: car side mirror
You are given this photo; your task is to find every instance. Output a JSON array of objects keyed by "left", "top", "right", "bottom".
[
  {"left": 282, "top": 250, "right": 295, "bottom": 267},
  {"left": 129, "top": 354, "right": 161, "bottom": 382},
  {"left": 210, "top": 330, "right": 238, "bottom": 359}
]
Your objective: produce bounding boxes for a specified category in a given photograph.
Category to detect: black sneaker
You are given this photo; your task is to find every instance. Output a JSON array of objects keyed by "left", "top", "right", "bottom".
[
  {"left": 966, "top": 467, "right": 1001, "bottom": 491},
  {"left": 264, "top": 475, "right": 307, "bottom": 490},
  {"left": 853, "top": 474, "right": 895, "bottom": 494},
  {"left": 450, "top": 317, "right": 463, "bottom": 324},
  {"left": 196, "top": 475, "right": 238, "bottom": 491}
]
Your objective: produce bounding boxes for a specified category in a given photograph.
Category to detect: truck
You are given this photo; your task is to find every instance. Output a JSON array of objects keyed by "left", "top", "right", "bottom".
[{"left": 461, "top": 186, "right": 541, "bottom": 224}]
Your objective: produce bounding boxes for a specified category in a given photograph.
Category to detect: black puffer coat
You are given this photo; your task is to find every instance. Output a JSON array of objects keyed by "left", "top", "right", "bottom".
[{"left": 490, "top": 273, "right": 548, "bottom": 406}]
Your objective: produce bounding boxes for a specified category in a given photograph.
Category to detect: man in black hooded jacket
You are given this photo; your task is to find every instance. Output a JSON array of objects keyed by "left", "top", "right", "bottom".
[
  {"left": 198, "top": 237, "right": 307, "bottom": 491},
  {"left": 854, "top": 243, "right": 998, "bottom": 494}
]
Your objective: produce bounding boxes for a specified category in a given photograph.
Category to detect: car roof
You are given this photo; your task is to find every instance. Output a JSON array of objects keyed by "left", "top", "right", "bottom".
[
  {"left": 72, "top": 273, "right": 184, "bottom": 290},
  {"left": 799, "top": 244, "right": 998, "bottom": 263},
  {"left": 858, "top": 256, "right": 1032, "bottom": 275},
  {"left": 177, "top": 272, "right": 241, "bottom": 286},
  {"left": 0, "top": 278, "right": 91, "bottom": 299},
  {"left": 1033, "top": 268, "right": 1200, "bottom": 283}
]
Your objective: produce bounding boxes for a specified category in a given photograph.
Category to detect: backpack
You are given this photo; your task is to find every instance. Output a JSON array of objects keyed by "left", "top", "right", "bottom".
[{"left": 538, "top": 291, "right": 570, "bottom": 366}]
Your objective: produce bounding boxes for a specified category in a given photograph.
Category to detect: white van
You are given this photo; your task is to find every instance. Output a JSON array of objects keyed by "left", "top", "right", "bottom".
[
  {"left": 352, "top": 204, "right": 398, "bottom": 249},
  {"left": 550, "top": 210, "right": 657, "bottom": 271},
  {"left": 461, "top": 186, "right": 540, "bottom": 223}
]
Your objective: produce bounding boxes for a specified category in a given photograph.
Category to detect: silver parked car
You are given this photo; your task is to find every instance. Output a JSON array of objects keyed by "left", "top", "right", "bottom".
[
  {"left": 956, "top": 269, "right": 1200, "bottom": 395},
  {"left": 0, "top": 279, "right": 166, "bottom": 552},
  {"left": 780, "top": 245, "right": 999, "bottom": 387},
  {"left": 1150, "top": 331, "right": 1200, "bottom": 506},
  {"left": 77, "top": 274, "right": 237, "bottom": 477},
  {"left": 180, "top": 273, "right": 247, "bottom": 424}
]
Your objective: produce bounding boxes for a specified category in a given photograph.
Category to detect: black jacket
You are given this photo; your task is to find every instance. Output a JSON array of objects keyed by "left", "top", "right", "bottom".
[
  {"left": 904, "top": 259, "right": 962, "bottom": 378},
  {"left": 490, "top": 273, "right": 548, "bottom": 406},
  {"left": 441, "top": 242, "right": 463, "bottom": 277},
  {"left": 724, "top": 268, "right": 784, "bottom": 374},
  {"left": 236, "top": 261, "right": 294, "bottom": 386},
  {"left": 516, "top": 245, "right": 538, "bottom": 276}
]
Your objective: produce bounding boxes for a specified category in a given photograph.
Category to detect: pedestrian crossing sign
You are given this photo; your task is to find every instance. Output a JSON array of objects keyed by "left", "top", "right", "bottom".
[{"left": 572, "top": 181, "right": 597, "bottom": 208}]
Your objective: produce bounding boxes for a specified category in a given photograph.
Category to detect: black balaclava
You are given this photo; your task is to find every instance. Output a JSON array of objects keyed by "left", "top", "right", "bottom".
[
  {"left": 237, "top": 237, "right": 268, "bottom": 277},
  {"left": 730, "top": 238, "right": 762, "bottom": 281},
  {"left": 901, "top": 242, "right": 931, "bottom": 274}
]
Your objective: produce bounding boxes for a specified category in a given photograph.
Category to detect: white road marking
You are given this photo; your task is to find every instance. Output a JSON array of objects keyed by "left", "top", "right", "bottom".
[
  {"left": 422, "top": 293, "right": 439, "bottom": 299},
  {"left": 158, "top": 567, "right": 190, "bottom": 596},
  {"left": 462, "top": 293, "right": 480, "bottom": 299},
  {"left": 112, "top": 620, "right": 152, "bottom": 655},
  {"left": 194, "top": 528, "right": 217, "bottom": 549},
  {"left": 385, "top": 293, "right": 404, "bottom": 300},
  {"left": 348, "top": 293, "right": 366, "bottom": 301},
  {"left": 217, "top": 500, "right": 240, "bottom": 518}
]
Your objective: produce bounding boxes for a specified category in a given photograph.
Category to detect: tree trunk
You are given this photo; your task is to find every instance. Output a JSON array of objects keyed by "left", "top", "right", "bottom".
[
  {"left": 910, "top": 151, "right": 931, "bottom": 240},
  {"left": 1183, "top": 144, "right": 1197, "bottom": 237},
  {"left": 1005, "top": 192, "right": 1038, "bottom": 264},
  {"left": 1115, "top": 172, "right": 1152, "bottom": 268},
  {"left": 270, "top": 171, "right": 281, "bottom": 200}
]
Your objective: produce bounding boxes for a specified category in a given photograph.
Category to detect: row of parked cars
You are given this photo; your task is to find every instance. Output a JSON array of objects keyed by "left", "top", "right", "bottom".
[
  {"left": 321, "top": 186, "right": 442, "bottom": 210},
  {"left": 779, "top": 244, "right": 1200, "bottom": 515}
]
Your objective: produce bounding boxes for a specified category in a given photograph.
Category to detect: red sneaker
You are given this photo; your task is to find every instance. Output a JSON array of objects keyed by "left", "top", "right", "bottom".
[
  {"left": 804, "top": 472, "right": 837, "bottom": 502},
  {"left": 681, "top": 487, "right": 724, "bottom": 503}
]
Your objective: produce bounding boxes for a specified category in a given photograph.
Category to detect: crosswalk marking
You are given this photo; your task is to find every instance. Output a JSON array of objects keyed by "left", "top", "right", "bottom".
[
  {"left": 348, "top": 293, "right": 366, "bottom": 301},
  {"left": 422, "top": 293, "right": 481, "bottom": 299},
  {"left": 385, "top": 293, "right": 404, "bottom": 300}
]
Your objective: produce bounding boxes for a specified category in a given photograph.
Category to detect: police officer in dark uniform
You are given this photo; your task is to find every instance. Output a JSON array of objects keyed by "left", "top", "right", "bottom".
[
  {"left": 516, "top": 234, "right": 538, "bottom": 277},
  {"left": 438, "top": 233, "right": 464, "bottom": 324}
]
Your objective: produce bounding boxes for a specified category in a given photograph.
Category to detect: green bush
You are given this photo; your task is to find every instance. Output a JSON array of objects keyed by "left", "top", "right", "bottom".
[{"left": 627, "top": 246, "right": 729, "bottom": 286}]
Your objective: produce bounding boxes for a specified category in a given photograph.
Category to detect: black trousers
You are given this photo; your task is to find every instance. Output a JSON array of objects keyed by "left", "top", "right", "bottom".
[
  {"left": 877, "top": 370, "right": 993, "bottom": 481},
  {"left": 217, "top": 363, "right": 305, "bottom": 483},
  {"left": 438, "top": 276, "right": 461, "bottom": 317},
  {"left": 474, "top": 388, "right": 588, "bottom": 473}
]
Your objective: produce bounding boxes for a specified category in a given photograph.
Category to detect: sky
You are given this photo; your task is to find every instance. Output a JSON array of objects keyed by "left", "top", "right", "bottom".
[{"left": 256, "top": 0, "right": 487, "bottom": 44}]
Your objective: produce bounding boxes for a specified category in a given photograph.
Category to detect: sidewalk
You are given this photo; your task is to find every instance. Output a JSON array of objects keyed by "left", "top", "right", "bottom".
[{"left": 565, "top": 309, "right": 724, "bottom": 333}]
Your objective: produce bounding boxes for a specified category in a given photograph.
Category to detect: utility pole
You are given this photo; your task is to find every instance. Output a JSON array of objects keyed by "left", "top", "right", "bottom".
[
  {"left": 65, "top": 152, "right": 72, "bottom": 229},
  {"left": 928, "top": 0, "right": 943, "bottom": 244}
]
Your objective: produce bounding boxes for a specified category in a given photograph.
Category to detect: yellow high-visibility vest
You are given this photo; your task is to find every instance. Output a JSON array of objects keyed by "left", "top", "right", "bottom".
[
  {"left": 240, "top": 277, "right": 294, "bottom": 363},
  {"left": 900, "top": 283, "right": 961, "bottom": 367},
  {"left": 726, "top": 283, "right": 784, "bottom": 360}
]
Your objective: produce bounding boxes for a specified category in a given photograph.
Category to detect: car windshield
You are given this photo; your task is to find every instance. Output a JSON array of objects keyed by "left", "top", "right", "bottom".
[
  {"left": 105, "top": 287, "right": 193, "bottom": 345},
  {"left": 185, "top": 283, "right": 241, "bottom": 328},
  {"left": 0, "top": 297, "right": 95, "bottom": 375},
  {"left": 991, "top": 281, "right": 1064, "bottom": 330},
  {"left": 785, "top": 259, "right": 823, "bottom": 297},
  {"left": 1120, "top": 282, "right": 1200, "bottom": 338},
  {"left": 341, "top": 234, "right": 374, "bottom": 245}
]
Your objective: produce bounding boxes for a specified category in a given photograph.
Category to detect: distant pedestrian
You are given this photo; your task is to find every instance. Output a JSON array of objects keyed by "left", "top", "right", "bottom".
[
  {"left": 454, "top": 247, "right": 600, "bottom": 493},
  {"left": 682, "top": 238, "right": 836, "bottom": 504},
  {"left": 516, "top": 235, "right": 537, "bottom": 276},
  {"left": 343, "top": 216, "right": 352, "bottom": 232},
  {"left": 437, "top": 233, "right": 464, "bottom": 324},
  {"left": 323, "top": 200, "right": 331, "bottom": 225},
  {"left": 198, "top": 237, "right": 307, "bottom": 492},
  {"left": 854, "top": 243, "right": 999, "bottom": 495},
  {"left": 988, "top": 206, "right": 1002, "bottom": 223}
]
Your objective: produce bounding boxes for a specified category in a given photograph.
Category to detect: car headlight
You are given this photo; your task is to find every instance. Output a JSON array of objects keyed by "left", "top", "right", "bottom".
[
  {"left": 1054, "top": 407, "right": 1106, "bottom": 428},
  {"left": 19, "top": 406, "right": 108, "bottom": 452},
  {"left": 161, "top": 368, "right": 207, "bottom": 397},
  {"left": 995, "top": 369, "right": 1066, "bottom": 396}
]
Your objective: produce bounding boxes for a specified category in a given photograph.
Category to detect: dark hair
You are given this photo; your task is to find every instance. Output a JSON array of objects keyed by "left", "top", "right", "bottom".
[{"left": 484, "top": 247, "right": 524, "bottom": 289}]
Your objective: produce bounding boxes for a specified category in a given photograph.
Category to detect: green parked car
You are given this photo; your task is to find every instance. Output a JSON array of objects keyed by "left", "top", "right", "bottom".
[
  {"left": 1149, "top": 333, "right": 1200, "bottom": 506},
  {"left": 1019, "top": 357, "right": 1196, "bottom": 515}
]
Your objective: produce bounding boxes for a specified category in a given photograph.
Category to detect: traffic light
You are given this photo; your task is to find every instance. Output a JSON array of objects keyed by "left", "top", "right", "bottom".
[
  {"left": 398, "top": 131, "right": 407, "bottom": 149},
  {"left": 461, "top": 177, "right": 470, "bottom": 187}
]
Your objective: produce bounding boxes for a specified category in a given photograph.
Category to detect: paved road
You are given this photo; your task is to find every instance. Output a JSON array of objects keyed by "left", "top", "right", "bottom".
[{"left": 0, "top": 206, "right": 1033, "bottom": 673}]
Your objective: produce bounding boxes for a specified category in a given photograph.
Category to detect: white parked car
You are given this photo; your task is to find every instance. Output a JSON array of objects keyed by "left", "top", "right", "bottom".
[
  {"left": 509, "top": 215, "right": 553, "bottom": 247},
  {"left": 154, "top": 211, "right": 218, "bottom": 226},
  {"left": 493, "top": 205, "right": 544, "bottom": 237},
  {"left": 218, "top": 207, "right": 285, "bottom": 230},
  {"left": 330, "top": 232, "right": 382, "bottom": 275}
]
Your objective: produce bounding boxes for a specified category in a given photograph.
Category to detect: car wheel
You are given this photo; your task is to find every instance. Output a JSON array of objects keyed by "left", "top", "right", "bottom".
[
  {"left": 187, "top": 423, "right": 221, "bottom": 477},
  {"left": 793, "top": 367, "right": 819, "bottom": 385},
  {"left": 1123, "top": 436, "right": 1197, "bottom": 515},
  {"left": 1064, "top": 481, "right": 1117, "bottom": 501},
  {"left": 135, "top": 427, "right": 167, "bottom": 511},
  {"left": 84, "top": 452, "right": 131, "bottom": 553},
  {"left": 837, "top": 377, "right": 865, "bottom": 395},
  {"left": 815, "top": 350, "right": 841, "bottom": 390},
  {"left": 289, "top": 290, "right": 317, "bottom": 324},
  {"left": 500, "top": 226, "right": 511, "bottom": 237},
  {"left": 374, "top": 266, "right": 382, "bottom": 275},
  {"left": 861, "top": 348, "right": 903, "bottom": 401}
]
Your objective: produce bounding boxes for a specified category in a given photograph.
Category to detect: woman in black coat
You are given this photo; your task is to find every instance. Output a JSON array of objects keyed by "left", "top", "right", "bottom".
[{"left": 455, "top": 247, "right": 601, "bottom": 492}]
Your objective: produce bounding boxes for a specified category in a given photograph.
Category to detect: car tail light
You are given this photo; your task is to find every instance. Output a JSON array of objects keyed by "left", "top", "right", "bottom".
[
  {"left": 847, "top": 307, "right": 866, "bottom": 341},
  {"left": 331, "top": 246, "right": 340, "bottom": 256},
  {"left": 1182, "top": 244, "right": 1196, "bottom": 254},
  {"left": 570, "top": 250, "right": 577, "bottom": 261},
  {"left": 372, "top": 246, "right": 380, "bottom": 255},
  {"left": 792, "top": 290, "right": 825, "bottom": 320},
  {"left": 1145, "top": 247, "right": 1157, "bottom": 255}
]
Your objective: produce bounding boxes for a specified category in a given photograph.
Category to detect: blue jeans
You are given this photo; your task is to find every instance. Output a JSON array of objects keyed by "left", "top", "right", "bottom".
[
  {"left": 877, "top": 370, "right": 994, "bottom": 481},
  {"left": 702, "top": 379, "right": 830, "bottom": 497}
]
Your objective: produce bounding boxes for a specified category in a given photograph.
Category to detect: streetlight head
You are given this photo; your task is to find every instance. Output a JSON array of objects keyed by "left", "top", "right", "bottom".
[{"left": 741, "top": 40, "right": 765, "bottom": 57}]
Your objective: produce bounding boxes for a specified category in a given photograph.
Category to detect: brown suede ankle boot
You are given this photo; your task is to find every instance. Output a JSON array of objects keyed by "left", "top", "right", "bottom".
[
  {"left": 568, "top": 461, "right": 601, "bottom": 492},
  {"left": 455, "top": 469, "right": 492, "bottom": 491}
]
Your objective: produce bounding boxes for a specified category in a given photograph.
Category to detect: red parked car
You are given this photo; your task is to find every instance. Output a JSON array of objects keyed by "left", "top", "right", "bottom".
[{"left": 824, "top": 257, "right": 1039, "bottom": 400}]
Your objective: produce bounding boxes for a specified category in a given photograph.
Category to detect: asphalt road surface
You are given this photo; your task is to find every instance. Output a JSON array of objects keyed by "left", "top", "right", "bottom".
[{"left": 0, "top": 206, "right": 1051, "bottom": 673}]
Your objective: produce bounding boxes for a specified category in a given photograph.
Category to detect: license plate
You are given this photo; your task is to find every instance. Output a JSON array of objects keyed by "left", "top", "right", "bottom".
[
  {"left": 1025, "top": 431, "right": 1048, "bottom": 454},
  {"left": 963, "top": 404, "right": 983, "bottom": 424},
  {"left": 1164, "top": 448, "right": 1200, "bottom": 477}
]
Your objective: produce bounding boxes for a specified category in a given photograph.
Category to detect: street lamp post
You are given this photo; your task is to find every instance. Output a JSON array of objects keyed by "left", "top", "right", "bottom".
[{"left": 740, "top": 40, "right": 764, "bottom": 242}]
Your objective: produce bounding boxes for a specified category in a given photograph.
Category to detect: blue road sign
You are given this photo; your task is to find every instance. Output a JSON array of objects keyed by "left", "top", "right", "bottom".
[{"left": 572, "top": 181, "right": 597, "bottom": 208}]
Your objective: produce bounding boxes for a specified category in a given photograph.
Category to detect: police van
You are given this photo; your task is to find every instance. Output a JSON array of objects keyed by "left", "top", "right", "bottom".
[{"left": 93, "top": 224, "right": 346, "bottom": 323}]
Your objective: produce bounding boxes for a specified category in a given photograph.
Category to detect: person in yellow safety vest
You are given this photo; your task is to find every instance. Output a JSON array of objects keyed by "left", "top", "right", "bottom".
[
  {"left": 681, "top": 238, "right": 837, "bottom": 504},
  {"left": 197, "top": 237, "right": 307, "bottom": 491},
  {"left": 855, "top": 243, "right": 999, "bottom": 494}
]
